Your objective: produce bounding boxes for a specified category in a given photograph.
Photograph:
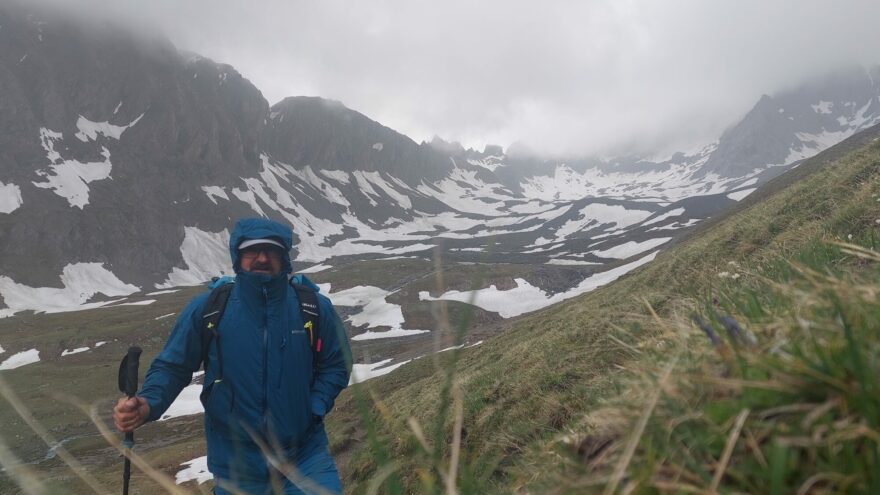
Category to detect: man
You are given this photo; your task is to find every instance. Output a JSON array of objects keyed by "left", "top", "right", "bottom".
[{"left": 114, "top": 218, "right": 351, "bottom": 494}]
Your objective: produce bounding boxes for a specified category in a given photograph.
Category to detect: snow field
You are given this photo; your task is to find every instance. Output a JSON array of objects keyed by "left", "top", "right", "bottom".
[
  {"left": 420, "top": 251, "right": 658, "bottom": 318},
  {"left": 727, "top": 188, "right": 756, "bottom": 201},
  {"left": 0, "top": 263, "right": 139, "bottom": 317},
  {"left": 590, "top": 237, "right": 672, "bottom": 259},
  {"left": 176, "top": 456, "right": 212, "bottom": 485},
  {"left": 0, "top": 181, "right": 23, "bottom": 213},
  {"left": 326, "top": 285, "right": 430, "bottom": 341},
  {"left": 0, "top": 349, "right": 40, "bottom": 370}
]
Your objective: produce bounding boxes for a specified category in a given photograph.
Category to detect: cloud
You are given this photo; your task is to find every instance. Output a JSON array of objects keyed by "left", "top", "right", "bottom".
[{"left": 22, "top": 0, "right": 880, "bottom": 157}]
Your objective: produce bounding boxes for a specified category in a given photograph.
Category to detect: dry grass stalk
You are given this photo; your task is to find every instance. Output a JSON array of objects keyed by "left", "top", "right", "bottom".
[
  {"left": 76, "top": 399, "right": 189, "bottom": 495},
  {"left": 0, "top": 377, "right": 109, "bottom": 495},
  {"left": 0, "top": 435, "right": 47, "bottom": 495},
  {"left": 603, "top": 353, "right": 679, "bottom": 495},
  {"left": 407, "top": 416, "right": 431, "bottom": 453},
  {"left": 710, "top": 408, "right": 750, "bottom": 492},
  {"left": 446, "top": 382, "right": 464, "bottom": 495},
  {"left": 366, "top": 461, "right": 402, "bottom": 495}
]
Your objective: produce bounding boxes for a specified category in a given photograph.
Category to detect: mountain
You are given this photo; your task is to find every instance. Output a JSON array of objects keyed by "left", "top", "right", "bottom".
[{"left": 1, "top": 3, "right": 879, "bottom": 319}]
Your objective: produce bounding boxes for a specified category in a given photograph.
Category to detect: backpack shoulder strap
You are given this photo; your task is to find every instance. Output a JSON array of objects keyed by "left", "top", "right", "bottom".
[
  {"left": 290, "top": 281, "right": 322, "bottom": 372},
  {"left": 201, "top": 281, "right": 234, "bottom": 380}
]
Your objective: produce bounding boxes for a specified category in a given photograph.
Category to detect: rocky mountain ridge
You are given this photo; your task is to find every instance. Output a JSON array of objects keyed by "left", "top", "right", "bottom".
[{"left": 1, "top": 4, "right": 879, "bottom": 317}]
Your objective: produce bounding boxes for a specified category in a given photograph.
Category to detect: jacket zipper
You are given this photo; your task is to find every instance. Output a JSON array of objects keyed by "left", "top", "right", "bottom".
[{"left": 261, "top": 285, "right": 269, "bottom": 434}]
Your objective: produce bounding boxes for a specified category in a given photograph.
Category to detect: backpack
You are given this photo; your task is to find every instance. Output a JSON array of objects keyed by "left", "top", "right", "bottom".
[{"left": 200, "top": 277, "right": 322, "bottom": 384}]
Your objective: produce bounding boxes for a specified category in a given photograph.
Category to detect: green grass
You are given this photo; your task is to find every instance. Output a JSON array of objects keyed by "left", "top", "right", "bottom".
[
  {"left": 331, "top": 126, "right": 880, "bottom": 493},
  {"left": 1, "top": 126, "right": 878, "bottom": 493}
]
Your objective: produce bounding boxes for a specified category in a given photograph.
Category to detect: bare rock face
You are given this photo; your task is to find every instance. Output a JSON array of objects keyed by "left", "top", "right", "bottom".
[
  {"left": 702, "top": 66, "right": 880, "bottom": 177},
  {"left": 0, "top": 4, "right": 269, "bottom": 287},
  {"left": 263, "top": 96, "right": 453, "bottom": 183}
]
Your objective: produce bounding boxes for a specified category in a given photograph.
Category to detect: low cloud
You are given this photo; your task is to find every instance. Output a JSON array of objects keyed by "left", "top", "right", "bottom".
[{"left": 23, "top": 0, "right": 880, "bottom": 157}]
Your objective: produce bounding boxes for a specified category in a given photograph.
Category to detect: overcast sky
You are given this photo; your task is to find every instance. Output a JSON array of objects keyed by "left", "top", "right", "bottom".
[{"left": 36, "top": 0, "right": 880, "bottom": 157}]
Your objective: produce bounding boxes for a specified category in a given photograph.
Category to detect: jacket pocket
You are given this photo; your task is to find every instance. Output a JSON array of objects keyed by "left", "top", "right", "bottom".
[{"left": 201, "top": 380, "right": 235, "bottom": 415}]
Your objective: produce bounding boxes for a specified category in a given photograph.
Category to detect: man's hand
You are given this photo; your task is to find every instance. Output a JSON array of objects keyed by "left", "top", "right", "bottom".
[{"left": 113, "top": 396, "right": 150, "bottom": 433}]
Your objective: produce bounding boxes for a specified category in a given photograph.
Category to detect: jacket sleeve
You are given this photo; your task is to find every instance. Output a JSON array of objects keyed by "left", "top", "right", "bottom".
[
  {"left": 138, "top": 293, "right": 208, "bottom": 422},
  {"left": 309, "top": 295, "right": 352, "bottom": 418}
]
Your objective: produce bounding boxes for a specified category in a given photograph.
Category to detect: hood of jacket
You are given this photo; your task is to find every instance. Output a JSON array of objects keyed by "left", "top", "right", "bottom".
[{"left": 228, "top": 218, "right": 294, "bottom": 276}]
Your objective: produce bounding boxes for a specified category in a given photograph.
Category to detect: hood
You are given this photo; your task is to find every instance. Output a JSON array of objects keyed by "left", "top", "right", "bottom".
[{"left": 229, "top": 218, "right": 294, "bottom": 275}]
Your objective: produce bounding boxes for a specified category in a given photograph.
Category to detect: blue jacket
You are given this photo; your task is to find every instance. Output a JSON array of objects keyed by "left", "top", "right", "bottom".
[{"left": 139, "top": 218, "right": 351, "bottom": 480}]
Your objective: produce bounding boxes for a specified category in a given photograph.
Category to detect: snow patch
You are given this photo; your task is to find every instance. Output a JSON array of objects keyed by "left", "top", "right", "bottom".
[
  {"left": 727, "top": 188, "right": 756, "bottom": 201},
  {"left": 74, "top": 113, "right": 143, "bottom": 142},
  {"left": 641, "top": 208, "right": 685, "bottom": 227},
  {"left": 350, "top": 358, "right": 412, "bottom": 384},
  {"left": 811, "top": 101, "right": 833, "bottom": 114},
  {"left": 420, "top": 251, "right": 658, "bottom": 317},
  {"left": 157, "top": 227, "right": 233, "bottom": 288},
  {"left": 555, "top": 203, "right": 653, "bottom": 241},
  {"left": 0, "top": 349, "right": 40, "bottom": 370},
  {"left": 591, "top": 238, "right": 671, "bottom": 259},
  {"left": 61, "top": 347, "right": 89, "bottom": 356},
  {"left": 298, "top": 264, "right": 332, "bottom": 274},
  {"left": 0, "top": 181, "right": 23, "bottom": 213},
  {"left": 545, "top": 259, "right": 601, "bottom": 266},
  {"left": 372, "top": 142, "right": 384, "bottom": 151},
  {"left": 147, "top": 289, "right": 179, "bottom": 296},
  {"left": 160, "top": 378, "right": 203, "bottom": 420},
  {"left": 201, "top": 186, "right": 229, "bottom": 204},
  {"left": 329, "top": 285, "right": 429, "bottom": 340},
  {"left": 33, "top": 128, "right": 114, "bottom": 209},
  {"left": 351, "top": 328, "right": 430, "bottom": 341},
  {"left": 176, "top": 456, "right": 212, "bottom": 485},
  {"left": 0, "top": 263, "right": 139, "bottom": 316}
]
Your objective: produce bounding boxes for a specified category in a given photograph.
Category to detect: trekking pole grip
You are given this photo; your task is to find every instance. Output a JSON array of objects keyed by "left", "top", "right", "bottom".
[{"left": 123, "top": 346, "right": 142, "bottom": 398}]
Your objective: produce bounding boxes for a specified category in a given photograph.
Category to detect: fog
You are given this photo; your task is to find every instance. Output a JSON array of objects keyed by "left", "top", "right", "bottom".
[{"left": 24, "top": 0, "right": 880, "bottom": 158}]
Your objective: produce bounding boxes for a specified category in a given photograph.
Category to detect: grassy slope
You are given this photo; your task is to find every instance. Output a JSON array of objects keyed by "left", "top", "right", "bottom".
[{"left": 332, "top": 125, "right": 880, "bottom": 493}]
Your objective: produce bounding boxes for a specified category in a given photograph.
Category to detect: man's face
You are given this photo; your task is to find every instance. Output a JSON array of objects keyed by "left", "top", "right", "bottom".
[{"left": 239, "top": 244, "right": 284, "bottom": 276}]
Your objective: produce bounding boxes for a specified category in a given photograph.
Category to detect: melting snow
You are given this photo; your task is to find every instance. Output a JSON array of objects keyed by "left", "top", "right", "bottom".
[
  {"left": 591, "top": 238, "right": 671, "bottom": 259},
  {"left": 420, "top": 251, "right": 658, "bottom": 318},
  {"left": 201, "top": 186, "right": 229, "bottom": 204},
  {"left": 545, "top": 259, "right": 601, "bottom": 266},
  {"left": 350, "top": 358, "right": 412, "bottom": 384},
  {"left": 0, "top": 345, "right": 4, "bottom": 354},
  {"left": 319, "top": 169, "right": 350, "bottom": 185},
  {"left": 328, "top": 285, "right": 429, "bottom": 340},
  {"left": 727, "top": 188, "right": 756, "bottom": 201},
  {"left": 109, "top": 299, "right": 156, "bottom": 307},
  {"left": 147, "top": 289, "right": 179, "bottom": 296},
  {"left": 159, "top": 372, "right": 205, "bottom": 421},
  {"left": 0, "top": 349, "right": 40, "bottom": 370},
  {"left": 74, "top": 113, "right": 144, "bottom": 142},
  {"left": 0, "top": 181, "right": 23, "bottom": 213},
  {"left": 554, "top": 203, "right": 652, "bottom": 241},
  {"left": 157, "top": 227, "right": 233, "bottom": 288},
  {"left": 33, "top": 128, "right": 114, "bottom": 209},
  {"left": 351, "top": 328, "right": 430, "bottom": 341},
  {"left": 811, "top": 101, "right": 833, "bottom": 114},
  {"left": 642, "top": 208, "right": 685, "bottom": 227},
  {"left": 298, "top": 264, "right": 332, "bottom": 274},
  {"left": 176, "top": 456, "right": 212, "bottom": 485},
  {"left": 61, "top": 347, "right": 89, "bottom": 356},
  {"left": 0, "top": 263, "right": 139, "bottom": 316}
]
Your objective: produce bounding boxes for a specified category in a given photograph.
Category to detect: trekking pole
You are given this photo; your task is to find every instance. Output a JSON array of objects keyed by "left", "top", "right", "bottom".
[{"left": 117, "top": 346, "right": 142, "bottom": 495}]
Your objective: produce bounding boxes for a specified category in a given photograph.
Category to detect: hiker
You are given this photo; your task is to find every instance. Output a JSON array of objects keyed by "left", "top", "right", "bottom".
[{"left": 113, "top": 217, "right": 352, "bottom": 494}]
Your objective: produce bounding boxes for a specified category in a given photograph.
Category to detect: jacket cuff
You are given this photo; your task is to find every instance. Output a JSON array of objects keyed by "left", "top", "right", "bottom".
[{"left": 310, "top": 395, "right": 327, "bottom": 418}]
